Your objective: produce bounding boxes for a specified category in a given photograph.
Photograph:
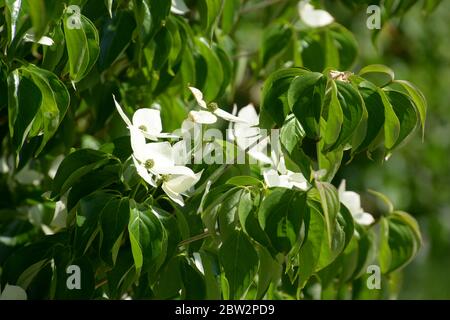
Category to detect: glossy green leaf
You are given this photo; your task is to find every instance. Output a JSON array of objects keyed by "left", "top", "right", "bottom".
[
  {"left": 393, "top": 80, "right": 427, "bottom": 139},
  {"left": 7, "top": 70, "right": 42, "bottom": 152},
  {"left": 359, "top": 64, "right": 395, "bottom": 87},
  {"left": 258, "top": 188, "right": 306, "bottom": 253},
  {"left": 323, "top": 80, "right": 343, "bottom": 148},
  {"left": 99, "top": 10, "right": 136, "bottom": 71},
  {"left": 219, "top": 230, "right": 258, "bottom": 299},
  {"left": 385, "top": 90, "right": 418, "bottom": 150},
  {"left": 260, "top": 68, "right": 310, "bottom": 128},
  {"left": 51, "top": 149, "right": 111, "bottom": 197},
  {"left": 316, "top": 181, "right": 340, "bottom": 247},
  {"left": 378, "top": 88, "right": 401, "bottom": 150},
  {"left": 298, "top": 206, "right": 325, "bottom": 288},
  {"left": 379, "top": 211, "right": 421, "bottom": 273},
  {"left": 128, "top": 204, "right": 167, "bottom": 272},
  {"left": 63, "top": 13, "right": 100, "bottom": 83},
  {"left": 326, "top": 81, "right": 364, "bottom": 151},
  {"left": 288, "top": 71, "right": 325, "bottom": 138}
]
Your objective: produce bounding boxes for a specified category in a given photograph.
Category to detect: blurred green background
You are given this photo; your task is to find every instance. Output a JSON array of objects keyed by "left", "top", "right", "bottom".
[{"left": 333, "top": 0, "right": 450, "bottom": 299}]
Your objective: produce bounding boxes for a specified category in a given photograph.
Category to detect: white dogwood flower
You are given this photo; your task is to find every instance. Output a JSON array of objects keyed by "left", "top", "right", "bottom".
[
  {"left": 188, "top": 87, "right": 247, "bottom": 124},
  {"left": 298, "top": 1, "right": 334, "bottom": 28},
  {"left": 161, "top": 170, "right": 203, "bottom": 206},
  {"left": 229, "top": 103, "right": 272, "bottom": 164},
  {"left": 113, "top": 95, "right": 175, "bottom": 141},
  {"left": 263, "top": 155, "right": 309, "bottom": 190},
  {"left": 338, "top": 180, "right": 375, "bottom": 226},
  {"left": 130, "top": 127, "right": 202, "bottom": 205}
]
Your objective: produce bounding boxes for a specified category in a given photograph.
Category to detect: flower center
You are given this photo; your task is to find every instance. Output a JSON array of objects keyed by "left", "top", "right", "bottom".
[
  {"left": 138, "top": 125, "right": 147, "bottom": 132},
  {"left": 207, "top": 102, "right": 218, "bottom": 112},
  {"left": 161, "top": 174, "right": 170, "bottom": 182},
  {"left": 144, "top": 159, "right": 154, "bottom": 169}
]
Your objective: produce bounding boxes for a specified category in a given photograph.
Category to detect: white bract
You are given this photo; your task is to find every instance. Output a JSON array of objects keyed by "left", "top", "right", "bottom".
[
  {"left": 263, "top": 154, "right": 309, "bottom": 190},
  {"left": 189, "top": 87, "right": 247, "bottom": 124},
  {"left": 114, "top": 96, "right": 202, "bottom": 206},
  {"left": 113, "top": 95, "right": 175, "bottom": 141},
  {"left": 338, "top": 180, "right": 375, "bottom": 226},
  {"left": 23, "top": 33, "right": 54, "bottom": 46},
  {"left": 171, "top": 0, "right": 189, "bottom": 15},
  {"left": 298, "top": 1, "right": 334, "bottom": 27},
  {"left": 229, "top": 103, "right": 272, "bottom": 164},
  {"left": 0, "top": 284, "right": 27, "bottom": 300},
  {"left": 161, "top": 170, "right": 203, "bottom": 206}
]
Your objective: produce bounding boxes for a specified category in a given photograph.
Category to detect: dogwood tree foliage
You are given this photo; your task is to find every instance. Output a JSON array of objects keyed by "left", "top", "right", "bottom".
[{"left": 0, "top": 0, "right": 434, "bottom": 299}]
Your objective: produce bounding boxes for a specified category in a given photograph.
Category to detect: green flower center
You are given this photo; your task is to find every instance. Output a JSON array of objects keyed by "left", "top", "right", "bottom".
[
  {"left": 161, "top": 174, "right": 170, "bottom": 182},
  {"left": 207, "top": 102, "right": 218, "bottom": 112},
  {"left": 144, "top": 159, "right": 154, "bottom": 169},
  {"left": 138, "top": 125, "right": 147, "bottom": 132}
]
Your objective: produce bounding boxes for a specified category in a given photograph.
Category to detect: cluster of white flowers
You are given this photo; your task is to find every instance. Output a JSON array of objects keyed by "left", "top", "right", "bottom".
[
  {"left": 114, "top": 95, "right": 203, "bottom": 206},
  {"left": 114, "top": 87, "right": 374, "bottom": 225}
]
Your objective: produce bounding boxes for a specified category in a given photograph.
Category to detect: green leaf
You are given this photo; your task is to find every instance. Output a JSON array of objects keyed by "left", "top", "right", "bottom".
[
  {"left": 226, "top": 176, "right": 262, "bottom": 187},
  {"left": 198, "top": 0, "right": 221, "bottom": 37},
  {"left": 100, "top": 198, "right": 129, "bottom": 265},
  {"left": 260, "top": 68, "right": 310, "bottom": 129},
  {"left": 217, "top": 189, "right": 242, "bottom": 240},
  {"left": 67, "top": 163, "right": 120, "bottom": 211},
  {"left": 74, "top": 191, "right": 114, "bottom": 256},
  {"left": 152, "top": 25, "right": 173, "bottom": 71},
  {"left": 260, "top": 23, "right": 293, "bottom": 67},
  {"left": 326, "top": 81, "right": 364, "bottom": 151},
  {"left": 316, "top": 182, "right": 340, "bottom": 247},
  {"left": 7, "top": 70, "right": 42, "bottom": 152},
  {"left": 298, "top": 206, "right": 325, "bottom": 288},
  {"left": 379, "top": 211, "right": 421, "bottom": 273},
  {"left": 323, "top": 80, "right": 343, "bottom": 148},
  {"left": 255, "top": 244, "right": 281, "bottom": 299},
  {"left": 128, "top": 204, "right": 167, "bottom": 272},
  {"left": 359, "top": 64, "right": 395, "bottom": 87},
  {"left": 236, "top": 190, "right": 274, "bottom": 250},
  {"left": 353, "top": 81, "right": 385, "bottom": 153},
  {"left": 148, "top": 0, "right": 171, "bottom": 36},
  {"left": 27, "top": 0, "right": 64, "bottom": 39},
  {"left": 316, "top": 204, "right": 354, "bottom": 270},
  {"left": 5, "top": 0, "right": 29, "bottom": 45},
  {"left": 279, "top": 114, "right": 311, "bottom": 177},
  {"left": 219, "top": 230, "right": 258, "bottom": 299},
  {"left": 42, "top": 23, "right": 65, "bottom": 71},
  {"left": 318, "top": 119, "right": 344, "bottom": 182},
  {"left": 393, "top": 80, "right": 427, "bottom": 140},
  {"left": 378, "top": 89, "right": 401, "bottom": 150},
  {"left": 213, "top": 44, "right": 233, "bottom": 98},
  {"left": 63, "top": 13, "right": 100, "bottom": 83},
  {"left": 99, "top": 10, "right": 136, "bottom": 71},
  {"left": 258, "top": 188, "right": 306, "bottom": 253},
  {"left": 287, "top": 71, "right": 325, "bottom": 138},
  {"left": 384, "top": 90, "right": 418, "bottom": 150},
  {"left": 20, "top": 64, "right": 70, "bottom": 155},
  {"left": 180, "top": 257, "right": 206, "bottom": 299},
  {"left": 194, "top": 37, "right": 224, "bottom": 101},
  {"left": 51, "top": 149, "right": 111, "bottom": 198},
  {"left": 221, "top": 0, "right": 240, "bottom": 34}
]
